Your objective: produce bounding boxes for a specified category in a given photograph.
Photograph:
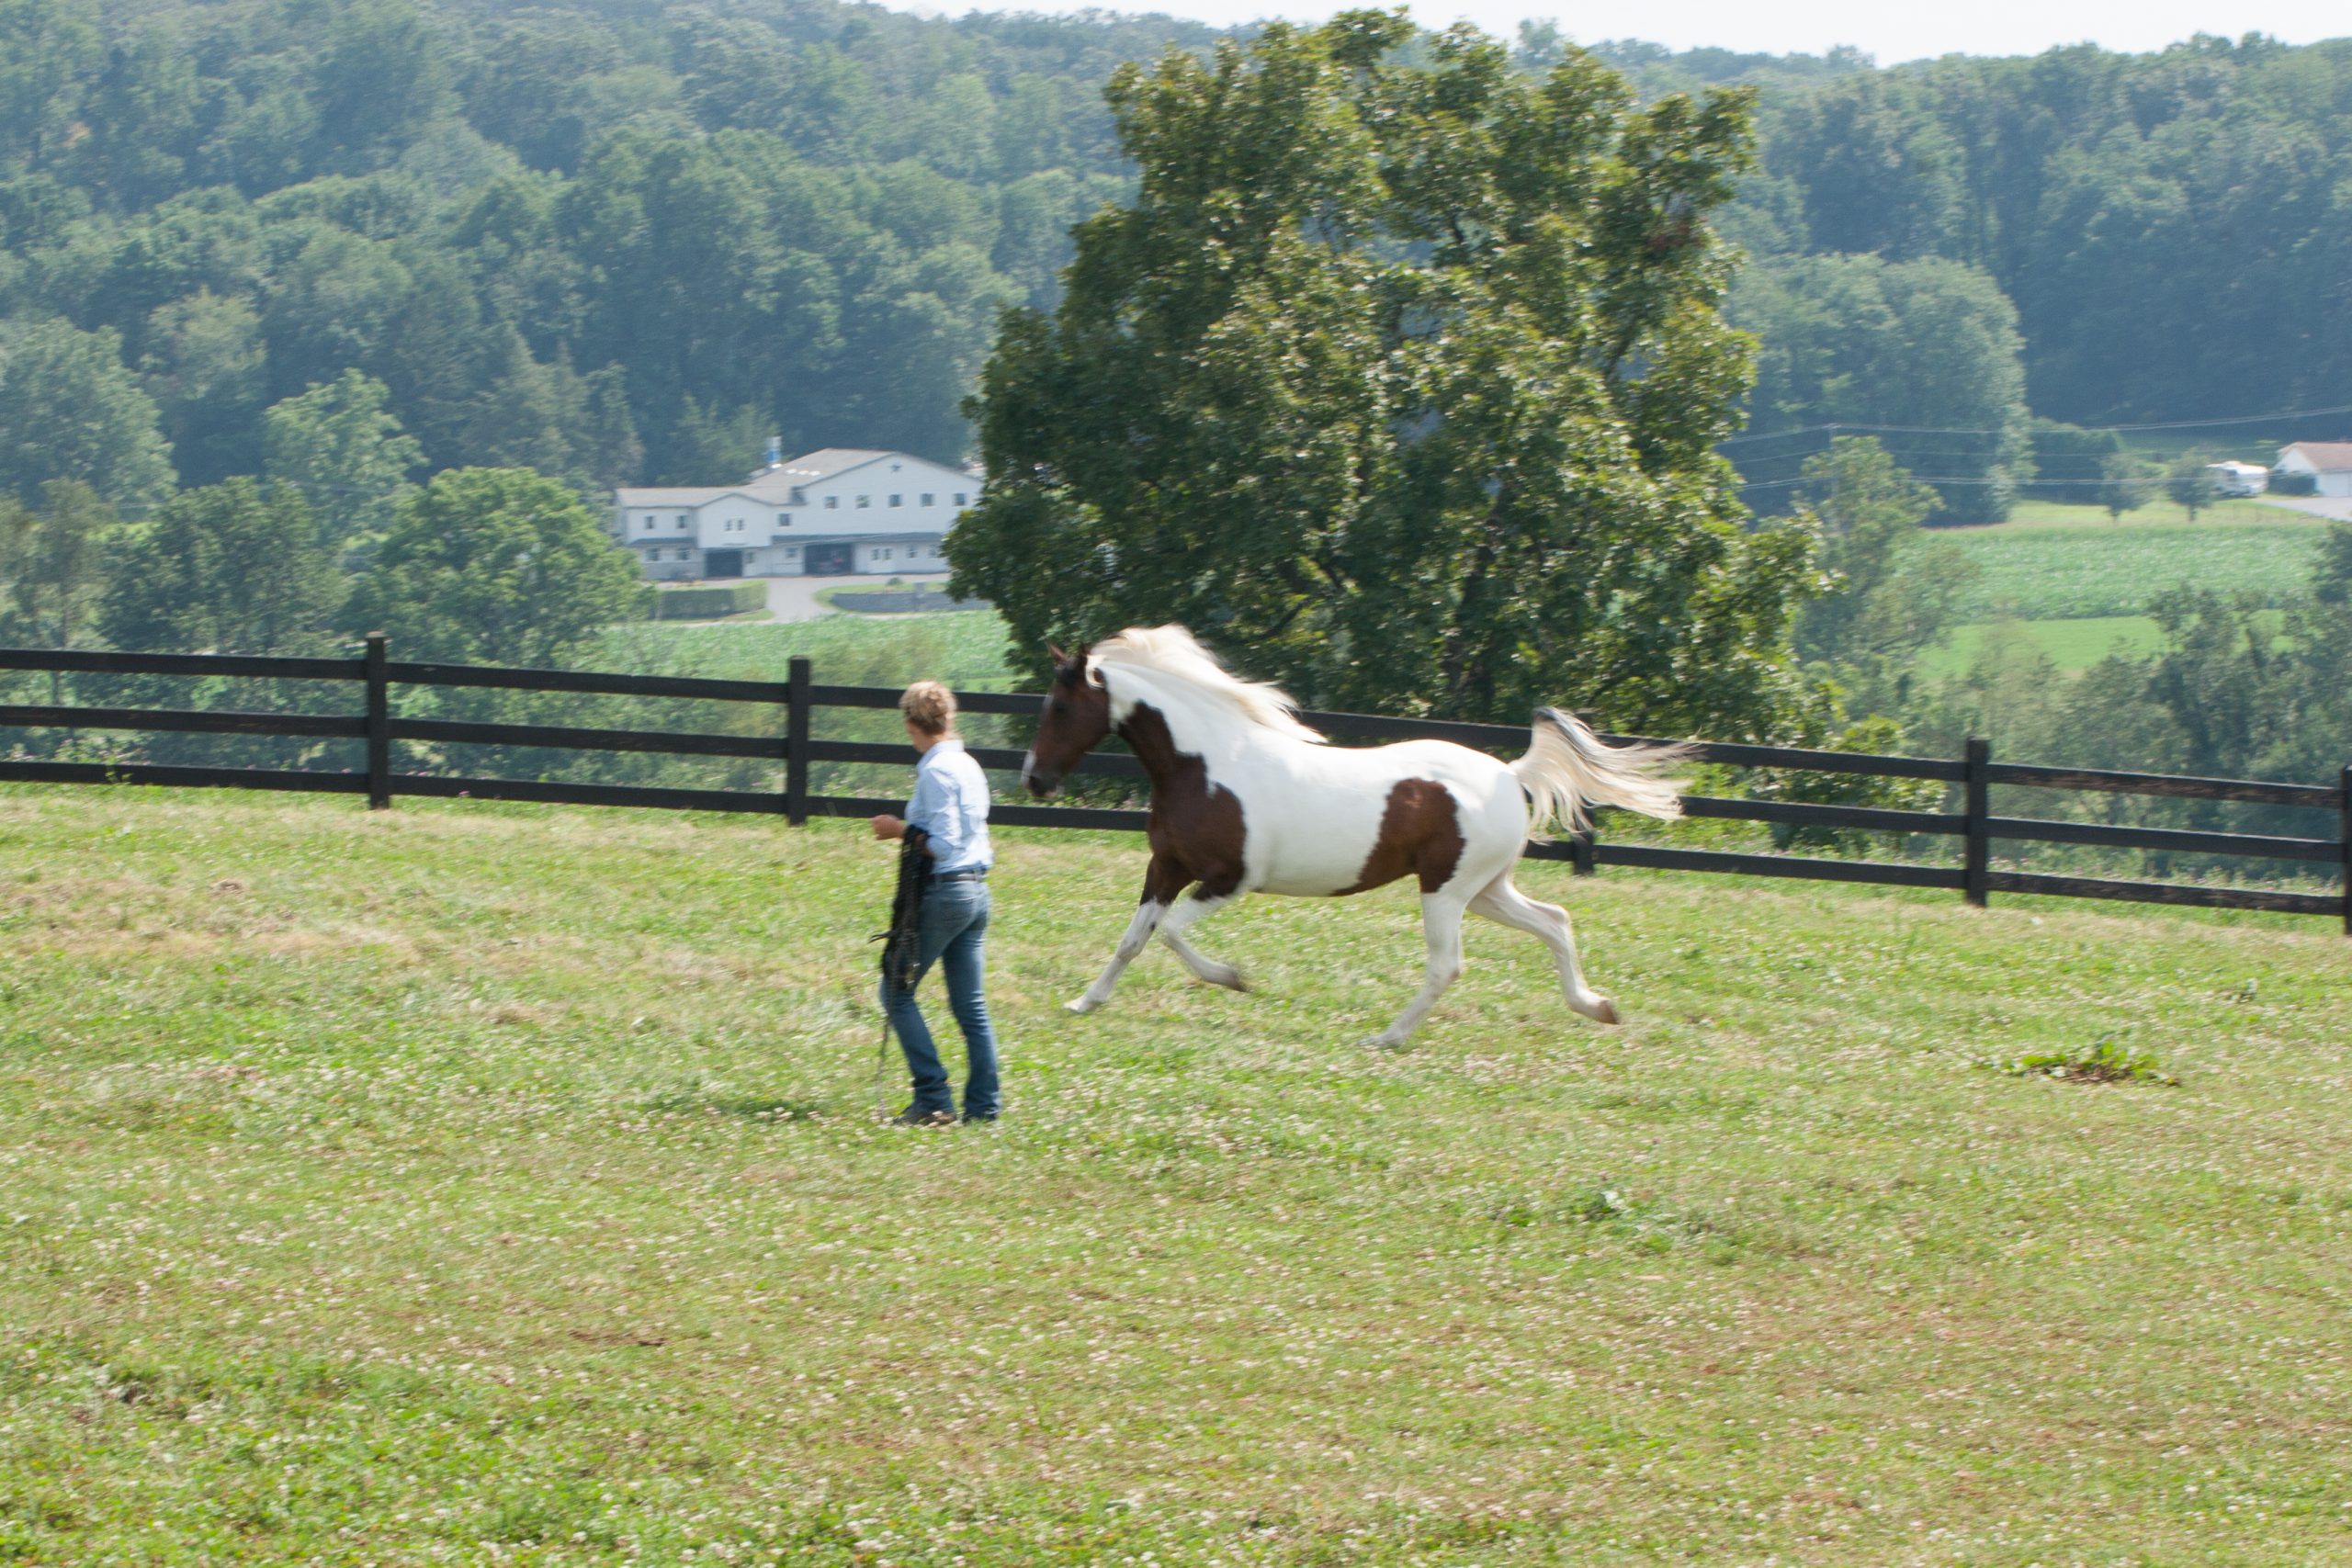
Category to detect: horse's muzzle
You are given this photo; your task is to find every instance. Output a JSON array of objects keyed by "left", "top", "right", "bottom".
[{"left": 1021, "top": 752, "right": 1062, "bottom": 798}]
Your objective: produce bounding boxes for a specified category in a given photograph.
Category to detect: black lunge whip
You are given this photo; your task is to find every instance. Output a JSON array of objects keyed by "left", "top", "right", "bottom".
[{"left": 869, "top": 826, "right": 932, "bottom": 1117}]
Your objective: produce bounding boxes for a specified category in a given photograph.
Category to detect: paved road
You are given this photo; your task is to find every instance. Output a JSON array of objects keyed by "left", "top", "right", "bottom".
[
  {"left": 763, "top": 572, "right": 952, "bottom": 622},
  {"left": 2256, "top": 494, "right": 2352, "bottom": 523}
]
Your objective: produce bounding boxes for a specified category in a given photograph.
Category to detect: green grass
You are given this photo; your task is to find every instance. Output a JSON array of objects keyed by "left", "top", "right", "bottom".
[
  {"left": 1944, "top": 509, "right": 2326, "bottom": 620},
  {"left": 594, "top": 609, "right": 1015, "bottom": 691},
  {"left": 1921, "top": 614, "right": 2166, "bottom": 677},
  {"left": 6, "top": 786, "right": 2352, "bottom": 1563}
]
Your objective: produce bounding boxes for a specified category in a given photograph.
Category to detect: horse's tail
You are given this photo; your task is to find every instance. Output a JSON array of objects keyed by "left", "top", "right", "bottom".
[{"left": 1510, "top": 707, "right": 1690, "bottom": 837}]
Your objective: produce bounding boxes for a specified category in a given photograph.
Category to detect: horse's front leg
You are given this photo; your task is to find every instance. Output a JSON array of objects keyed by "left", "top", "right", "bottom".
[
  {"left": 1367, "top": 892, "right": 1468, "bottom": 1049},
  {"left": 1067, "top": 857, "right": 1189, "bottom": 1014},
  {"left": 1157, "top": 891, "right": 1248, "bottom": 993}
]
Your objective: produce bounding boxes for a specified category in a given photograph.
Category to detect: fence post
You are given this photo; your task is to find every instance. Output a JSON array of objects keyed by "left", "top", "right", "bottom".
[
  {"left": 1963, "top": 735, "right": 1990, "bottom": 908},
  {"left": 1569, "top": 824, "right": 1595, "bottom": 876},
  {"left": 2339, "top": 764, "right": 2350, "bottom": 938},
  {"left": 364, "top": 633, "right": 390, "bottom": 811},
  {"left": 786, "top": 656, "right": 810, "bottom": 826}
]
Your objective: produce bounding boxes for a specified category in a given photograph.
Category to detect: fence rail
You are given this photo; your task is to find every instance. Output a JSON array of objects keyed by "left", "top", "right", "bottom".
[{"left": 0, "top": 639, "right": 2343, "bottom": 935}]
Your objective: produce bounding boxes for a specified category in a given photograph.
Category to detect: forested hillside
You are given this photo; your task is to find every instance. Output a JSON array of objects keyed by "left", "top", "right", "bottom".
[
  {"left": 1740, "top": 34, "right": 2352, "bottom": 427},
  {"left": 1, "top": 3, "right": 2346, "bottom": 516},
  {"left": 0, "top": 0, "right": 1205, "bottom": 498}
]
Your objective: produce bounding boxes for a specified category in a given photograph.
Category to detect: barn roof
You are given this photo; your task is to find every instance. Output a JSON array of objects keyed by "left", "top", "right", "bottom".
[{"left": 2279, "top": 442, "right": 2352, "bottom": 470}]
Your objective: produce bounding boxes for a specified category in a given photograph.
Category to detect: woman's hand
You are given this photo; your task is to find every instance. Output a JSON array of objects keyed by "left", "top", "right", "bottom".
[{"left": 870, "top": 814, "right": 905, "bottom": 840}]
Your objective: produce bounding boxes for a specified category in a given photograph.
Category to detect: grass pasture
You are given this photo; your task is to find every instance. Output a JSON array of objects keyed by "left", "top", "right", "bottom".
[
  {"left": 6, "top": 787, "right": 2352, "bottom": 1564},
  {"left": 1920, "top": 615, "right": 2166, "bottom": 678}
]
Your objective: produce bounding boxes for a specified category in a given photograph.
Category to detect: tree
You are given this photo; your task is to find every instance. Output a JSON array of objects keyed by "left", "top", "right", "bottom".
[
  {"left": 0, "top": 480, "right": 114, "bottom": 702},
  {"left": 141, "top": 289, "right": 266, "bottom": 486},
  {"left": 0, "top": 319, "right": 175, "bottom": 509},
  {"left": 261, "top": 370, "right": 425, "bottom": 552},
  {"left": 1791, "top": 436, "right": 1969, "bottom": 667},
  {"left": 2098, "top": 450, "right": 2160, "bottom": 519},
  {"left": 953, "top": 14, "right": 1822, "bottom": 737},
  {"left": 2026, "top": 419, "right": 2123, "bottom": 507},
  {"left": 100, "top": 479, "right": 344, "bottom": 654},
  {"left": 339, "top": 467, "right": 642, "bottom": 667},
  {"left": 1730, "top": 254, "right": 2033, "bottom": 523},
  {"left": 0, "top": 0, "right": 102, "bottom": 165},
  {"left": 2165, "top": 454, "right": 2219, "bottom": 521}
]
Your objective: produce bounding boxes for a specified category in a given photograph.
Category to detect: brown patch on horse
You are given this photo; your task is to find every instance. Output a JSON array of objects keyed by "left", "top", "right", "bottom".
[
  {"left": 1120, "top": 703, "right": 1248, "bottom": 900},
  {"left": 1340, "top": 779, "right": 1464, "bottom": 896}
]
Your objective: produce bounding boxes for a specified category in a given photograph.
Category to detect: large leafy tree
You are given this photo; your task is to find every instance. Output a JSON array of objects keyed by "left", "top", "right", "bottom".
[
  {"left": 340, "top": 467, "right": 641, "bottom": 667},
  {"left": 261, "top": 369, "right": 424, "bottom": 551},
  {"left": 952, "top": 12, "right": 1818, "bottom": 736},
  {"left": 101, "top": 479, "right": 344, "bottom": 654},
  {"left": 0, "top": 318, "right": 175, "bottom": 508},
  {"left": 1730, "top": 254, "right": 2034, "bottom": 523}
]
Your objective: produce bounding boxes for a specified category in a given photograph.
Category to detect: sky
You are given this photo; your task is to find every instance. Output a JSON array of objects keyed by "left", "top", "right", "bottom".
[{"left": 901, "top": 0, "right": 2346, "bottom": 65}]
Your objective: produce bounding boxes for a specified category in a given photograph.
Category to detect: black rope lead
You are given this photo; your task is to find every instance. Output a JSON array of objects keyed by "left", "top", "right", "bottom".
[{"left": 869, "top": 826, "right": 933, "bottom": 1118}]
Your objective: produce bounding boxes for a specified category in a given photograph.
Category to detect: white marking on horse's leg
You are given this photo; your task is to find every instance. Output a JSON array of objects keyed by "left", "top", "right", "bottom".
[
  {"left": 1468, "top": 873, "right": 1617, "bottom": 1024},
  {"left": 1157, "top": 894, "right": 1247, "bottom": 992},
  {"left": 1068, "top": 900, "right": 1165, "bottom": 1013},
  {"left": 1367, "top": 893, "right": 1468, "bottom": 1049}
]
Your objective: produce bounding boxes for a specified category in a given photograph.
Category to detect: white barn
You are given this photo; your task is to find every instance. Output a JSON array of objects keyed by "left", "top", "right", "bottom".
[
  {"left": 613, "top": 448, "right": 978, "bottom": 581},
  {"left": 2276, "top": 442, "right": 2352, "bottom": 499}
]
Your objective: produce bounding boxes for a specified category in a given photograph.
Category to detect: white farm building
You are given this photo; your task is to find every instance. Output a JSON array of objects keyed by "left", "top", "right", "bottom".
[
  {"left": 2276, "top": 442, "right": 2352, "bottom": 499},
  {"left": 613, "top": 447, "right": 976, "bottom": 581}
]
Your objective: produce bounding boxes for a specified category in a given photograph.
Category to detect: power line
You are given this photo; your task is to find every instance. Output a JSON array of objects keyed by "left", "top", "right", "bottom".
[{"left": 1719, "top": 402, "right": 2352, "bottom": 447}]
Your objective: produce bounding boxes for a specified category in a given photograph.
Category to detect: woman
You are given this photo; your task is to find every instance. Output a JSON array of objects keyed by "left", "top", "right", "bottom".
[{"left": 869, "top": 680, "right": 1001, "bottom": 1125}]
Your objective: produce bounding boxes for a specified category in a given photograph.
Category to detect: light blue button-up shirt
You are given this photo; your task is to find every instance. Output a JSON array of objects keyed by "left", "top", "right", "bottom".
[{"left": 907, "top": 738, "right": 992, "bottom": 874}]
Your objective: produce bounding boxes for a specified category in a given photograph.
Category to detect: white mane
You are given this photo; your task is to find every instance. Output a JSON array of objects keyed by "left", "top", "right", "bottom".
[{"left": 1089, "top": 626, "right": 1327, "bottom": 745}]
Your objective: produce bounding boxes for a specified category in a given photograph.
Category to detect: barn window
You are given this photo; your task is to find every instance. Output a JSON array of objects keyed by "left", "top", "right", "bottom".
[
  {"left": 888, "top": 494, "right": 902, "bottom": 507},
  {"left": 920, "top": 493, "right": 933, "bottom": 506},
  {"left": 825, "top": 495, "right": 839, "bottom": 510},
  {"left": 856, "top": 495, "right": 870, "bottom": 509},
  {"left": 953, "top": 492, "right": 967, "bottom": 506}
]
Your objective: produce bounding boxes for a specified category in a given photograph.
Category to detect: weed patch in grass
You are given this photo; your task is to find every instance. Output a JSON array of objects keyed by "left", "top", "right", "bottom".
[{"left": 1990, "top": 1038, "right": 2181, "bottom": 1085}]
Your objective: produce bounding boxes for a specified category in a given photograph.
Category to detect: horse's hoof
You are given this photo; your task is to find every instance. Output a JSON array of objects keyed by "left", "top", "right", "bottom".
[
  {"left": 1585, "top": 996, "right": 1622, "bottom": 1026},
  {"left": 1205, "top": 967, "right": 1250, "bottom": 993},
  {"left": 1362, "top": 1033, "right": 1411, "bottom": 1052},
  {"left": 1065, "top": 997, "right": 1099, "bottom": 1015}
]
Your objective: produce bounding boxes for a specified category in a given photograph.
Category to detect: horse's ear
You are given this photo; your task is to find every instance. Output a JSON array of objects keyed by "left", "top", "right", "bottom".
[{"left": 1046, "top": 642, "right": 1068, "bottom": 665}]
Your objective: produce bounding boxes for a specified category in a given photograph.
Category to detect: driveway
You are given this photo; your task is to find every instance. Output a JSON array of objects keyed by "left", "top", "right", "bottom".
[
  {"left": 764, "top": 572, "right": 951, "bottom": 622},
  {"left": 2256, "top": 494, "right": 2352, "bottom": 522}
]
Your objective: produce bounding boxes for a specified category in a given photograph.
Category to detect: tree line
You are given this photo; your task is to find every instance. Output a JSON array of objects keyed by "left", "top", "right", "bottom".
[{"left": 0, "top": 0, "right": 1201, "bottom": 501}]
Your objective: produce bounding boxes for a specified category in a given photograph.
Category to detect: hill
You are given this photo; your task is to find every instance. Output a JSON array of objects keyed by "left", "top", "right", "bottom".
[{"left": 6, "top": 785, "right": 2351, "bottom": 1562}]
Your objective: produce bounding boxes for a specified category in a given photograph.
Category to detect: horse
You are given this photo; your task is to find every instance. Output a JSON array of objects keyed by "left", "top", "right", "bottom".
[{"left": 1020, "top": 626, "right": 1689, "bottom": 1048}]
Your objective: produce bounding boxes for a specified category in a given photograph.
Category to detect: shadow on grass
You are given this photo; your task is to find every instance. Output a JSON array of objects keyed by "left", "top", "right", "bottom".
[{"left": 643, "top": 1084, "right": 821, "bottom": 1121}]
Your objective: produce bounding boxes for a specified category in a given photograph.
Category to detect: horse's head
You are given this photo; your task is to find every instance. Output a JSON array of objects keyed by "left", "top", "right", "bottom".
[{"left": 1023, "top": 643, "right": 1112, "bottom": 798}]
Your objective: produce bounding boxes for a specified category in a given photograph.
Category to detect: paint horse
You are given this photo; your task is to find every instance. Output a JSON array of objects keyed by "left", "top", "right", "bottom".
[{"left": 1021, "top": 626, "right": 1689, "bottom": 1048}]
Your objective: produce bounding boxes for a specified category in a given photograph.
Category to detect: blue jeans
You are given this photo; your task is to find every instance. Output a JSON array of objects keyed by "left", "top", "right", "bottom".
[{"left": 881, "top": 879, "right": 1000, "bottom": 1117}]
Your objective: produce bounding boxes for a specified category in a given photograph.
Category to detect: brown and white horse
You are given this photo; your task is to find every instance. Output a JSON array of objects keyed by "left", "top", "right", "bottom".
[{"left": 1021, "top": 626, "right": 1689, "bottom": 1047}]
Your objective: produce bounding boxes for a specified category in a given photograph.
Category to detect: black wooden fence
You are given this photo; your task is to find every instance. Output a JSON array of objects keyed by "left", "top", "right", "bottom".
[{"left": 0, "top": 640, "right": 2344, "bottom": 934}]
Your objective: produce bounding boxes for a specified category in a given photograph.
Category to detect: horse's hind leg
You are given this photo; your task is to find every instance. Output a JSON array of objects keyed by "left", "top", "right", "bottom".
[
  {"left": 1467, "top": 871, "right": 1619, "bottom": 1024},
  {"left": 1157, "top": 892, "right": 1248, "bottom": 992},
  {"left": 1367, "top": 892, "right": 1468, "bottom": 1050},
  {"left": 1068, "top": 857, "right": 1185, "bottom": 1014}
]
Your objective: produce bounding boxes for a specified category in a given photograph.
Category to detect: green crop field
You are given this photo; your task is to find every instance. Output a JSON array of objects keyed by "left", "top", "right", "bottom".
[
  {"left": 1942, "top": 511, "right": 2326, "bottom": 621},
  {"left": 6, "top": 787, "right": 2351, "bottom": 1564}
]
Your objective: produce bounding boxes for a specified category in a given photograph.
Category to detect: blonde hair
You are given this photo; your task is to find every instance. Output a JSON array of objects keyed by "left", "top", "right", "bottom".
[{"left": 899, "top": 679, "right": 956, "bottom": 737}]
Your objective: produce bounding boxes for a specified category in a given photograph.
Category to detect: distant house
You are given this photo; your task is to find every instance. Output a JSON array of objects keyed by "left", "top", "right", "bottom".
[
  {"left": 613, "top": 446, "right": 978, "bottom": 581},
  {"left": 2275, "top": 442, "right": 2352, "bottom": 499}
]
